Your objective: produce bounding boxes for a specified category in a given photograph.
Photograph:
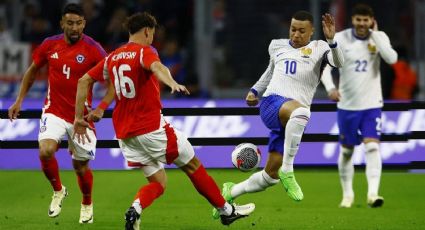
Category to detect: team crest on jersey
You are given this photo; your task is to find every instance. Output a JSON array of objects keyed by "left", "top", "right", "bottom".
[
  {"left": 39, "top": 117, "right": 47, "bottom": 133},
  {"left": 368, "top": 44, "right": 377, "bottom": 54},
  {"left": 39, "top": 126, "right": 47, "bottom": 133},
  {"left": 300, "top": 47, "right": 312, "bottom": 58},
  {"left": 76, "top": 54, "right": 85, "bottom": 63}
]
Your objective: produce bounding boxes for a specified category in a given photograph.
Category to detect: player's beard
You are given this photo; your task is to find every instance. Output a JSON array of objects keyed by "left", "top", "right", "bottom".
[
  {"left": 67, "top": 33, "right": 81, "bottom": 44},
  {"left": 355, "top": 26, "right": 369, "bottom": 37}
]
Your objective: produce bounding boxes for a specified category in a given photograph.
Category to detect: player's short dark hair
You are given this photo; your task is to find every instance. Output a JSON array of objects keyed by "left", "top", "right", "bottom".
[
  {"left": 62, "top": 3, "right": 84, "bottom": 17},
  {"left": 352, "top": 3, "right": 374, "bottom": 17},
  {"left": 124, "top": 12, "right": 158, "bottom": 35},
  {"left": 292, "top": 11, "right": 314, "bottom": 24}
]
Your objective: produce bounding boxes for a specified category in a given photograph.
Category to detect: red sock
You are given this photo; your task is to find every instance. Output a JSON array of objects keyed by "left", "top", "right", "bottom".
[
  {"left": 135, "top": 182, "right": 164, "bottom": 209},
  {"left": 77, "top": 169, "right": 93, "bottom": 205},
  {"left": 188, "top": 165, "right": 225, "bottom": 208},
  {"left": 40, "top": 157, "right": 62, "bottom": 191}
]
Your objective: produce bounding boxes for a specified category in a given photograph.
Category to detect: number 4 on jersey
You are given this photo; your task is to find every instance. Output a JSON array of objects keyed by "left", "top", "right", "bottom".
[
  {"left": 112, "top": 64, "right": 136, "bottom": 99},
  {"left": 63, "top": 64, "right": 70, "bottom": 79}
]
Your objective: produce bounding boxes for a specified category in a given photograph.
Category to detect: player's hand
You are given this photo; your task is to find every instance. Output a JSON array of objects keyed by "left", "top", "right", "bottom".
[
  {"left": 372, "top": 20, "right": 378, "bottom": 31},
  {"left": 86, "top": 108, "right": 104, "bottom": 122},
  {"left": 328, "top": 88, "right": 341, "bottom": 102},
  {"left": 8, "top": 101, "right": 22, "bottom": 122},
  {"left": 246, "top": 91, "right": 259, "bottom": 107},
  {"left": 322, "top": 13, "right": 336, "bottom": 40},
  {"left": 73, "top": 118, "right": 93, "bottom": 145},
  {"left": 170, "top": 83, "right": 190, "bottom": 95}
]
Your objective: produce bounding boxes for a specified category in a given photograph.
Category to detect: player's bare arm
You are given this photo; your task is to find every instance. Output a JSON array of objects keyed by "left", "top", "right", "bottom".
[
  {"left": 73, "top": 73, "right": 95, "bottom": 144},
  {"left": 8, "top": 62, "right": 39, "bottom": 121},
  {"left": 322, "top": 13, "right": 336, "bottom": 40},
  {"left": 150, "top": 61, "right": 190, "bottom": 95},
  {"left": 246, "top": 91, "right": 259, "bottom": 107},
  {"left": 86, "top": 80, "right": 115, "bottom": 122}
]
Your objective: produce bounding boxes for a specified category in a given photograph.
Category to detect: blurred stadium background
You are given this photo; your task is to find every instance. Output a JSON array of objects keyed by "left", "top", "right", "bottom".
[{"left": 0, "top": 0, "right": 424, "bottom": 229}]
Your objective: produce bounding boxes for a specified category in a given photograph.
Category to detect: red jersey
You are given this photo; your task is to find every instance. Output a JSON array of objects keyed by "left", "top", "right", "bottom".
[
  {"left": 33, "top": 34, "right": 106, "bottom": 123},
  {"left": 88, "top": 42, "right": 161, "bottom": 139}
]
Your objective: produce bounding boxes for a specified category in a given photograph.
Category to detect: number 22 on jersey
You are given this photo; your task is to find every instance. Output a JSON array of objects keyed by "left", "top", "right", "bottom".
[{"left": 112, "top": 64, "right": 136, "bottom": 99}]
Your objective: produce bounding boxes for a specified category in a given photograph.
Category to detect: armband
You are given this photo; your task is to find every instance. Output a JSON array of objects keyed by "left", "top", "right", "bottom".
[
  {"left": 98, "top": 101, "right": 109, "bottom": 111},
  {"left": 250, "top": 88, "right": 258, "bottom": 97}
]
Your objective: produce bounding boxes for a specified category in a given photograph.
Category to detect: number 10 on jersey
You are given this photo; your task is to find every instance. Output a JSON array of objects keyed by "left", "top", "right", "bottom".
[
  {"left": 284, "top": 60, "right": 297, "bottom": 75},
  {"left": 112, "top": 64, "right": 136, "bottom": 99}
]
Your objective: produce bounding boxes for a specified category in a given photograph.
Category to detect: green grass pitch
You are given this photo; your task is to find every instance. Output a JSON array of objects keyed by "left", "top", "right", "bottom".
[{"left": 1, "top": 169, "right": 424, "bottom": 229}]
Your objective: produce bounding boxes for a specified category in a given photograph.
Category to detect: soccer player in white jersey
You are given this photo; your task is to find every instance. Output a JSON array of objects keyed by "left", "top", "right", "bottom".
[
  {"left": 212, "top": 10, "right": 344, "bottom": 218},
  {"left": 321, "top": 4, "right": 397, "bottom": 208}
]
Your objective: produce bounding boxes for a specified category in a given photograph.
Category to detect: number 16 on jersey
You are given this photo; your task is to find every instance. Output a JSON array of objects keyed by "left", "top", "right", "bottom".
[{"left": 112, "top": 64, "right": 136, "bottom": 99}]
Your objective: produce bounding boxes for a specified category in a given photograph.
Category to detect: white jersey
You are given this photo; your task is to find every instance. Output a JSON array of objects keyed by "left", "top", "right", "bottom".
[
  {"left": 252, "top": 39, "right": 344, "bottom": 107},
  {"left": 321, "top": 28, "right": 398, "bottom": 110}
]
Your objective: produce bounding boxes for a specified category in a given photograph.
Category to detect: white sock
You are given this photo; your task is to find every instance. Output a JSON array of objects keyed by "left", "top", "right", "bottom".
[
  {"left": 218, "top": 202, "right": 233, "bottom": 216},
  {"left": 132, "top": 199, "right": 142, "bottom": 214},
  {"left": 231, "top": 170, "right": 279, "bottom": 198},
  {"left": 365, "top": 142, "right": 382, "bottom": 197},
  {"left": 282, "top": 107, "right": 310, "bottom": 173},
  {"left": 338, "top": 147, "right": 354, "bottom": 198}
]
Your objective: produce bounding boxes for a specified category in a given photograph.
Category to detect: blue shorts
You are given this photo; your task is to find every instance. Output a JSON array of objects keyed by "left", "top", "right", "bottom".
[
  {"left": 259, "top": 95, "right": 293, "bottom": 154},
  {"left": 337, "top": 108, "right": 382, "bottom": 146}
]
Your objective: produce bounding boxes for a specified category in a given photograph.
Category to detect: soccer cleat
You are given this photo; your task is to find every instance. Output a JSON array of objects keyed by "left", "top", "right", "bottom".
[
  {"left": 79, "top": 203, "right": 93, "bottom": 224},
  {"left": 125, "top": 206, "right": 141, "bottom": 230},
  {"left": 220, "top": 203, "right": 255, "bottom": 226},
  {"left": 48, "top": 185, "right": 68, "bottom": 217},
  {"left": 278, "top": 170, "right": 304, "bottom": 201},
  {"left": 212, "top": 182, "right": 235, "bottom": 219},
  {"left": 339, "top": 196, "right": 354, "bottom": 208},
  {"left": 367, "top": 195, "right": 384, "bottom": 208}
]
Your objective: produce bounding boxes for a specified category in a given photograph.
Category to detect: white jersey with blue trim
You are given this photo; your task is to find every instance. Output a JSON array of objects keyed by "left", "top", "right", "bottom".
[
  {"left": 252, "top": 39, "right": 344, "bottom": 107},
  {"left": 321, "top": 28, "right": 398, "bottom": 110}
]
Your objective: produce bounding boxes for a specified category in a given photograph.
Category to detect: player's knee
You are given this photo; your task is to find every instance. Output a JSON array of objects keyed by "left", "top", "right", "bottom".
[
  {"left": 341, "top": 146, "right": 354, "bottom": 157},
  {"left": 157, "top": 182, "right": 166, "bottom": 193},
  {"left": 39, "top": 145, "right": 57, "bottom": 159},
  {"left": 365, "top": 142, "right": 379, "bottom": 155},
  {"left": 180, "top": 156, "right": 202, "bottom": 175},
  {"left": 289, "top": 107, "right": 311, "bottom": 126},
  {"left": 72, "top": 160, "right": 89, "bottom": 175}
]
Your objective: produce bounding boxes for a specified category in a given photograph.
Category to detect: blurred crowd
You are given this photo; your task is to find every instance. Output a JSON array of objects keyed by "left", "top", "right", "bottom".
[{"left": 0, "top": 0, "right": 418, "bottom": 100}]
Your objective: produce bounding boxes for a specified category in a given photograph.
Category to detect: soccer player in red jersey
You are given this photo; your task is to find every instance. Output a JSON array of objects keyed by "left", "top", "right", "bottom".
[
  {"left": 8, "top": 3, "right": 106, "bottom": 223},
  {"left": 73, "top": 12, "right": 255, "bottom": 229}
]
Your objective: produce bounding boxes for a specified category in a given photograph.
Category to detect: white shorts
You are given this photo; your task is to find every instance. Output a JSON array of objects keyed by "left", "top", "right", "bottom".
[
  {"left": 38, "top": 113, "right": 97, "bottom": 161},
  {"left": 119, "top": 118, "right": 194, "bottom": 177}
]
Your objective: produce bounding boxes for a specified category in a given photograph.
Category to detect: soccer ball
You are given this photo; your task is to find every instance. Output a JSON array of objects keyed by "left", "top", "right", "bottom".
[{"left": 231, "top": 143, "right": 261, "bottom": 172}]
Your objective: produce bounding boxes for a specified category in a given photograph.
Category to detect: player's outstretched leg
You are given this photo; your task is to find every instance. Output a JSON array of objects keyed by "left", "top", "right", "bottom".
[
  {"left": 48, "top": 185, "right": 68, "bottom": 217},
  {"left": 212, "top": 169, "right": 279, "bottom": 219},
  {"left": 182, "top": 157, "right": 255, "bottom": 225}
]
